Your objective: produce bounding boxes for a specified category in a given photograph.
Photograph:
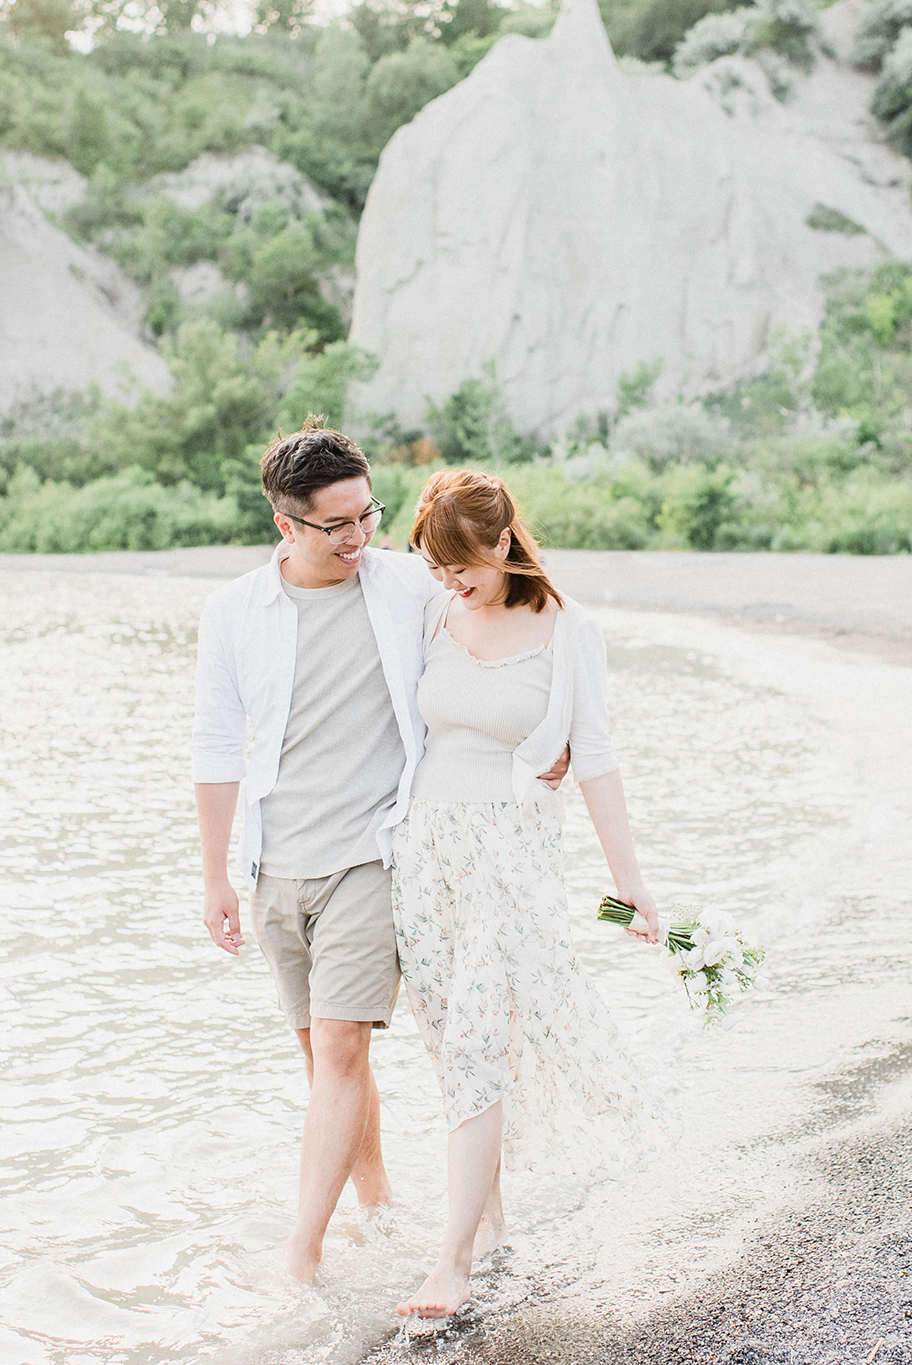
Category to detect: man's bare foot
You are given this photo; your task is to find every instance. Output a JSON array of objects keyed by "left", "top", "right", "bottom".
[
  {"left": 337, "top": 1201, "right": 397, "bottom": 1245},
  {"left": 284, "top": 1231, "right": 321, "bottom": 1285},
  {"left": 396, "top": 1267, "right": 470, "bottom": 1318},
  {"left": 473, "top": 1210, "right": 509, "bottom": 1260}
]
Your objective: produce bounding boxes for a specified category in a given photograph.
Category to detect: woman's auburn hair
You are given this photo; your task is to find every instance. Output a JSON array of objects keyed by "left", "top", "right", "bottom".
[{"left": 411, "top": 469, "right": 563, "bottom": 614}]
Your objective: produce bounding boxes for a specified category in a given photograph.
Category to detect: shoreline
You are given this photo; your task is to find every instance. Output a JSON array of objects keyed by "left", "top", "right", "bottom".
[
  {"left": 3, "top": 545, "right": 911, "bottom": 664},
  {"left": 361, "top": 1099, "right": 912, "bottom": 1365},
  {"left": 4, "top": 547, "right": 910, "bottom": 1361}
]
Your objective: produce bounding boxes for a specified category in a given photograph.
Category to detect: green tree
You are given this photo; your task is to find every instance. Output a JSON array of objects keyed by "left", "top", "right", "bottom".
[
  {"left": 610, "top": 0, "right": 731, "bottom": 64},
  {"left": 87, "top": 320, "right": 309, "bottom": 492},
  {"left": 438, "top": 0, "right": 504, "bottom": 45},
  {"left": 4, "top": 0, "right": 76, "bottom": 47},
  {"left": 254, "top": 0, "right": 313, "bottom": 35},
  {"left": 615, "top": 358, "right": 663, "bottom": 420},
  {"left": 364, "top": 38, "right": 459, "bottom": 151},
  {"left": 277, "top": 340, "right": 378, "bottom": 432},
  {"left": 426, "top": 363, "right": 538, "bottom": 464}
]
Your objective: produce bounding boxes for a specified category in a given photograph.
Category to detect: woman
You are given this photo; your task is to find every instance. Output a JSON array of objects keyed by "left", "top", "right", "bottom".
[{"left": 391, "top": 469, "right": 667, "bottom": 1320}]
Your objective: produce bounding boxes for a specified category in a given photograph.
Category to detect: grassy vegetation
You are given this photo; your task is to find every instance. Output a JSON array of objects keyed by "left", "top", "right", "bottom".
[
  {"left": 0, "top": 0, "right": 909, "bottom": 554},
  {"left": 2, "top": 261, "right": 911, "bottom": 554}
]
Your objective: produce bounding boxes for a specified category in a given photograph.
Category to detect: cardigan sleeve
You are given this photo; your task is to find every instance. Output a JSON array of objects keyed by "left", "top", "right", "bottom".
[{"left": 567, "top": 612, "right": 620, "bottom": 783}]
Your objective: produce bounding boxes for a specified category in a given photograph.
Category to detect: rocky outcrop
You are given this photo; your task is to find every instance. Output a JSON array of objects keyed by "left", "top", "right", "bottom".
[
  {"left": 149, "top": 146, "right": 355, "bottom": 326},
  {"left": 0, "top": 152, "right": 172, "bottom": 411},
  {"left": 350, "top": 0, "right": 912, "bottom": 435}
]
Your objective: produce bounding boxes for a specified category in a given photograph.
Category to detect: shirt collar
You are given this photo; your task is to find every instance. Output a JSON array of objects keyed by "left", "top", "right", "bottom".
[
  {"left": 262, "top": 541, "right": 290, "bottom": 604},
  {"left": 263, "top": 542, "right": 375, "bottom": 602}
]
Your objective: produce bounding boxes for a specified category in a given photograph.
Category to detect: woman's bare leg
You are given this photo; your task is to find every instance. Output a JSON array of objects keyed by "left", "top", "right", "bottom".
[
  {"left": 397, "top": 1101, "right": 504, "bottom": 1318},
  {"left": 474, "top": 1154, "right": 508, "bottom": 1258}
]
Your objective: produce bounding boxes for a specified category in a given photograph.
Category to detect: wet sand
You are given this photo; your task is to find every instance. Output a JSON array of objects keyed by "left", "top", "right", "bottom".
[{"left": 3, "top": 545, "right": 911, "bottom": 661}]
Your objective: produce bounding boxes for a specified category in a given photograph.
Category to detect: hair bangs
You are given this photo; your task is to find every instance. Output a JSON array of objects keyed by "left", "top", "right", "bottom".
[{"left": 413, "top": 500, "right": 502, "bottom": 570}]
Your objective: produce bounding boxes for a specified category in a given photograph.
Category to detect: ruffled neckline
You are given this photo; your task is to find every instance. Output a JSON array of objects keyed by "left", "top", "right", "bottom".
[{"left": 436, "top": 627, "right": 552, "bottom": 669}]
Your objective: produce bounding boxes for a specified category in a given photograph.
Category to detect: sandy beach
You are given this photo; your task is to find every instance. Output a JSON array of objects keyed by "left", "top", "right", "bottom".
[
  {"left": 3, "top": 544, "right": 910, "bottom": 659},
  {"left": 3, "top": 546, "right": 910, "bottom": 1365}
]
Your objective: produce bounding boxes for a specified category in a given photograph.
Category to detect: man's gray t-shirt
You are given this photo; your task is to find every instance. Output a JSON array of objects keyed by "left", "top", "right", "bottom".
[{"left": 258, "top": 574, "right": 405, "bottom": 879}]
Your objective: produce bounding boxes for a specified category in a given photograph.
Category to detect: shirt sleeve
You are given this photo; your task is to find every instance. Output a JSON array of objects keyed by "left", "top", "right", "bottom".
[
  {"left": 190, "top": 596, "right": 249, "bottom": 784},
  {"left": 568, "top": 613, "right": 620, "bottom": 783}
]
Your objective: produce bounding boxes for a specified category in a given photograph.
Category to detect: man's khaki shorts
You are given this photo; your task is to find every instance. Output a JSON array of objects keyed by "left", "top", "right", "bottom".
[{"left": 248, "top": 861, "right": 400, "bottom": 1030}]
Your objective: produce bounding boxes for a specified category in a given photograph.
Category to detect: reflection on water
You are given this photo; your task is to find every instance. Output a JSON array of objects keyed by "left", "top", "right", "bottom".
[{"left": 1, "top": 571, "right": 910, "bottom": 1365}]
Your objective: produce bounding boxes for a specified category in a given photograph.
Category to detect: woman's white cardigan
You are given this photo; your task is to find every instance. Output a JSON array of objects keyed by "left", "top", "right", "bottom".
[{"left": 425, "top": 592, "right": 619, "bottom": 818}]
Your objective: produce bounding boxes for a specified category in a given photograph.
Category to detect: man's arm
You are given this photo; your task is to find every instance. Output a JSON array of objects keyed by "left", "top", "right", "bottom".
[
  {"left": 196, "top": 781, "right": 245, "bottom": 955},
  {"left": 538, "top": 743, "right": 570, "bottom": 790}
]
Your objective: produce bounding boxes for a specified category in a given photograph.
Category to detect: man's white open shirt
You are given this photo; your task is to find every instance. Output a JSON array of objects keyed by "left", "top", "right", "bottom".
[{"left": 192, "top": 544, "right": 438, "bottom": 890}]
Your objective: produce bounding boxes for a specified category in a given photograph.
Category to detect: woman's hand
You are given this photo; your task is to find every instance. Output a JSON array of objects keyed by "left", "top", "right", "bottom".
[
  {"left": 619, "top": 883, "right": 661, "bottom": 945},
  {"left": 578, "top": 773, "right": 660, "bottom": 944}
]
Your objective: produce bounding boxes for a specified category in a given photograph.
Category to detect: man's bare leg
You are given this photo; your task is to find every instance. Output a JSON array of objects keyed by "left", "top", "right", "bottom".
[
  {"left": 285, "top": 1017, "right": 384, "bottom": 1283},
  {"left": 295, "top": 1027, "right": 392, "bottom": 1208}
]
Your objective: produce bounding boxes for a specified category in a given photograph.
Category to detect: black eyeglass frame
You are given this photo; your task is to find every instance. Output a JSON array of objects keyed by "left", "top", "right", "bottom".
[{"left": 282, "top": 499, "right": 386, "bottom": 545}]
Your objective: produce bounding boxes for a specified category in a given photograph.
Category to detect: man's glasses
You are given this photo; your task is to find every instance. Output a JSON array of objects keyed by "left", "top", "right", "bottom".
[{"left": 283, "top": 499, "right": 385, "bottom": 546}]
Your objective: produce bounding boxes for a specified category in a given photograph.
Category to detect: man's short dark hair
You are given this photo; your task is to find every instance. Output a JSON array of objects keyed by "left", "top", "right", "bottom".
[{"left": 260, "top": 415, "right": 371, "bottom": 513}]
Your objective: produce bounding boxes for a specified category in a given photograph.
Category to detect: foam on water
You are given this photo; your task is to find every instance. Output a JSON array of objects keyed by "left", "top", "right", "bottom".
[{"left": 1, "top": 571, "right": 910, "bottom": 1364}]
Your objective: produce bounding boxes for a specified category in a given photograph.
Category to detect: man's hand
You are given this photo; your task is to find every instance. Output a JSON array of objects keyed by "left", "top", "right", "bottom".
[
  {"left": 203, "top": 881, "right": 245, "bottom": 955},
  {"left": 538, "top": 743, "right": 571, "bottom": 791}
]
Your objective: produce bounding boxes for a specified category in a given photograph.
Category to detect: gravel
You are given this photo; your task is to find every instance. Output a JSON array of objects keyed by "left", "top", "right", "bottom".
[{"left": 362, "top": 1113, "right": 912, "bottom": 1365}]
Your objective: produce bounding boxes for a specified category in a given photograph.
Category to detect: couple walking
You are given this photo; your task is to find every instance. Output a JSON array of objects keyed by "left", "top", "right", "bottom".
[{"left": 193, "top": 418, "right": 665, "bottom": 1319}]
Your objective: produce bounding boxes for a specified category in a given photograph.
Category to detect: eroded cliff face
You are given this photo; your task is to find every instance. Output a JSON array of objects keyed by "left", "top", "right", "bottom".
[
  {"left": 0, "top": 153, "right": 172, "bottom": 410},
  {"left": 350, "top": 0, "right": 912, "bottom": 435}
]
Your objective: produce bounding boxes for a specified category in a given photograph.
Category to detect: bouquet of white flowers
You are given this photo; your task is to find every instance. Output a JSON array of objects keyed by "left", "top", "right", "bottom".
[{"left": 597, "top": 895, "right": 766, "bottom": 1025}]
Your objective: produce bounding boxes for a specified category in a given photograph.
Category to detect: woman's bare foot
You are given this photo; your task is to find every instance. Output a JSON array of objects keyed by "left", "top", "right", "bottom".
[
  {"left": 472, "top": 1210, "right": 509, "bottom": 1260},
  {"left": 396, "top": 1267, "right": 470, "bottom": 1318},
  {"left": 284, "top": 1230, "right": 321, "bottom": 1285}
]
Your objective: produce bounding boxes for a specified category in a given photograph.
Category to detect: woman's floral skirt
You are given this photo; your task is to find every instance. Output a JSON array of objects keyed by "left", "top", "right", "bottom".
[{"left": 391, "top": 799, "right": 672, "bottom": 1180}]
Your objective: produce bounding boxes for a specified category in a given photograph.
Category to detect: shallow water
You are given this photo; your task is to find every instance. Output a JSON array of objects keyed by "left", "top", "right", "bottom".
[{"left": 1, "top": 570, "right": 911, "bottom": 1364}]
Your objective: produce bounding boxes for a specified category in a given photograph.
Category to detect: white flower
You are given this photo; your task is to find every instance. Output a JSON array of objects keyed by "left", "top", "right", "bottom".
[
  {"left": 700, "top": 910, "right": 736, "bottom": 938},
  {"left": 681, "top": 945, "right": 706, "bottom": 970},
  {"left": 703, "top": 937, "right": 740, "bottom": 967}
]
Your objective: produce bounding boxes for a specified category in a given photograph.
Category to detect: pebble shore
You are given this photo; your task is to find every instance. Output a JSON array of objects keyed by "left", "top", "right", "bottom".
[{"left": 363, "top": 1106, "right": 912, "bottom": 1365}]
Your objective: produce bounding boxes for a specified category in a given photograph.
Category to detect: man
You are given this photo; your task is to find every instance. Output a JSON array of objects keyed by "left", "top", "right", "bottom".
[{"left": 193, "top": 417, "right": 566, "bottom": 1283}]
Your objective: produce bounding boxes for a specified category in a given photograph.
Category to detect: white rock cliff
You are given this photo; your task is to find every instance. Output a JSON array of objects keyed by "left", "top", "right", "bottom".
[
  {"left": 0, "top": 152, "right": 172, "bottom": 410},
  {"left": 350, "top": 0, "right": 912, "bottom": 435}
]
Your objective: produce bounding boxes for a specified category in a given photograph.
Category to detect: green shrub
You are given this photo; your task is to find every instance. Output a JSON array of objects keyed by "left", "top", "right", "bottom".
[
  {"left": 86, "top": 320, "right": 313, "bottom": 493},
  {"left": 363, "top": 40, "right": 460, "bottom": 152},
  {"left": 872, "top": 27, "right": 912, "bottom": 157},
  {"left": 673, "top": 0, "right": 820, "bottom": 78},
  {"left": 812, "top": 262, "right": 912, "bottom": 440},
  {"left": 611, "top": 401, "right": 734, "bottom": 470},
  {"left": 498, "top": 4, "right": 558, "bottom": 40},
  {"left": 613, "top": 0, "right": 733, "bottom": 65},
  {"left": 805, "top": 203, "right": 866, "bottom": 235},
  {"left": 279, "top": 340, "right": 378, "bottom": 432},
  {"left": 0, "top": 466, "right": 239, "bottom": 552},
  {"left": 426, "top": 364, "right": 541, "bottom": 465},
  {"left": 853, "top": 0, "right": 912, "bottom": 71},
  {"left": 490, "top": 466, "right": 653, "bottom": 550}
]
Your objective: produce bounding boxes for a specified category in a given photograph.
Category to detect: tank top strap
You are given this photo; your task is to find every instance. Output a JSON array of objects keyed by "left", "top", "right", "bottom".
[{"left": 422, "top": 591, "right": 454, "bottom": 654}]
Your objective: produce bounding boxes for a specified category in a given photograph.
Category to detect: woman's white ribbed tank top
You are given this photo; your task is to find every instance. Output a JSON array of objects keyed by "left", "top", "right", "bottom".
[{"left": 410, "top": 626, "right": 553, "bottom": 803}]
